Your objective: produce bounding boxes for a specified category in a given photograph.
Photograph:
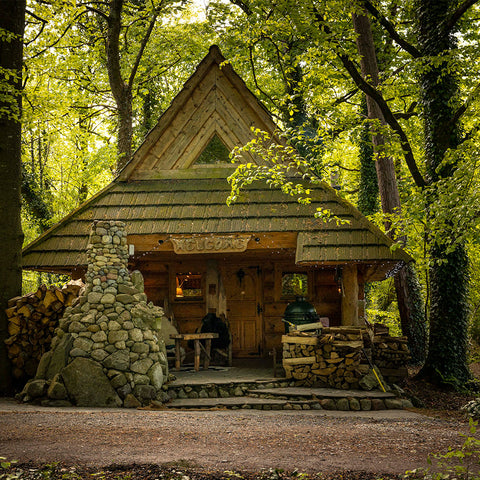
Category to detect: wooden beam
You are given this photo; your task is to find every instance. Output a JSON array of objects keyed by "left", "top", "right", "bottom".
[{"left": 341, "top": 264, "right": 360, "bottom": 326}]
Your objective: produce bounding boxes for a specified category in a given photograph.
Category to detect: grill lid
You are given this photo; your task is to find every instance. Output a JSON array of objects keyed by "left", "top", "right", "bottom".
[{"left": 283, "top": 296, "right": 319, "bottom": 332}]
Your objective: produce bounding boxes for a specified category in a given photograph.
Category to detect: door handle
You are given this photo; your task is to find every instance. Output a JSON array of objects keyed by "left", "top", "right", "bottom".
[{"left": 257, "top": 303, "right": 263, "bottom": 314}]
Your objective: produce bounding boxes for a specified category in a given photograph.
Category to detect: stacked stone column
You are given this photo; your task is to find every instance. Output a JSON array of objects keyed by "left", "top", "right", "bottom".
[{"left": 19, "top": 220, "right": 168, "bottom": 408}]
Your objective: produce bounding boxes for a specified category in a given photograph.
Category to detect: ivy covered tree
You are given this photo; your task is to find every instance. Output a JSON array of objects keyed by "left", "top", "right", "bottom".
[{"left": 414, "top": 0, "right": 472, "bottom": 385}]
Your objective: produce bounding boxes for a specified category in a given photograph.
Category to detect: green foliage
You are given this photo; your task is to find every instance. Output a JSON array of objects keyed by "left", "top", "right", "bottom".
[
  {"left": 365, "top": 277, "right": 402, "bottom": 337},
  {"left": 196, "top": 135, "right": 231, "bottom": 165},
  {"left": 468, "top": 243, "right": 480, "bottom": 345},
  {"left": 0, "top": 27, "right": 22, "bottom": 123},
  {"left": 424, "top": 242, "right": 471, "bottom": 386},
  {"left": 405, "top": 419, "right": 480, "bottom": 480},
  {"left": 0, "top": 457, "right": 18, "bottom": 480},
  {"left": 228, "top": 128, "right": 350, "bottom": 225}
]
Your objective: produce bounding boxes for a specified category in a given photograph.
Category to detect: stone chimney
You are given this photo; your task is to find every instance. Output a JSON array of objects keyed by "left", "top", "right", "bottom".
[{"left": 19, "top": 220, "right": 168, "bottom": 408}]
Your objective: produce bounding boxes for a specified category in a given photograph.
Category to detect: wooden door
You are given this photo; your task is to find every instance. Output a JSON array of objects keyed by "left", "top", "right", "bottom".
[{"left": 224, "top": 267, "right": 262, "bottom": 357}]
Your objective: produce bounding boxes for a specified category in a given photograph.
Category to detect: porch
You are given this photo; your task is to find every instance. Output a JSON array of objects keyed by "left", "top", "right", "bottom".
[{"left": 161, "top": 360, "right": 411, "bottom": 411}]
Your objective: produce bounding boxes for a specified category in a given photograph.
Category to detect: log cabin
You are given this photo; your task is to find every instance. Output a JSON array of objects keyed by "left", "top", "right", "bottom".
[{"left": 22, "top": 45, "right": 410, "bottom": 361}]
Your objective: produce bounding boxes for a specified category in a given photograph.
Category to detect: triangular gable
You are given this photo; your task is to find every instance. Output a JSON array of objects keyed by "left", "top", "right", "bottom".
[{"left": 118, "top": 45, "right": 279, "bottom": 181}]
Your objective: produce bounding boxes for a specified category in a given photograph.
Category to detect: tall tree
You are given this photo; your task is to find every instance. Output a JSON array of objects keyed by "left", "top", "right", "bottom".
[
  {"left": 415, "top": 0, "right": 471, "bottom": 384},
  {"left": 352, "top": 10, "right": 427, "bottom": 365},
  {"left": 0, "top": 0, "right": 26, "bottom": 394},
  {"left": 82, "top": 0, "right": 199, "bottom": 170}
]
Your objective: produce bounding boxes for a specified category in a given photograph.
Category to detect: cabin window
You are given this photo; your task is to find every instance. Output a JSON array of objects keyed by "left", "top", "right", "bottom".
[
  {"left": 281, "top": 272, "right": 308, "bottom": 298},
  {"left": 176, "top": 273, "right": 203, "bottom": 299},
  {"left": 195, "top": 134, "right": 231, "bottom": 165}
]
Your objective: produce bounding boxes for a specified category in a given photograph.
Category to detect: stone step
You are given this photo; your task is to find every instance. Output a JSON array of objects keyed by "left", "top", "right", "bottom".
[
  {"left": 249, "top": 386, "right": 396, "bottom": 399},
  {"left": 164, "top": 378, "right": 291, "bottom": 401},
  {"left": 163, "top": 387, "right": 413, "bottom": 411},
  {"left": 164, "top": 396, "right": 291, "bottom": 410}
]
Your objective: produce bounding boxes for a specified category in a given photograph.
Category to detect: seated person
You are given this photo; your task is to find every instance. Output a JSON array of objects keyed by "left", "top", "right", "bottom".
[{"left": 188, "top": 313, "right": 231, "bottom": 351}]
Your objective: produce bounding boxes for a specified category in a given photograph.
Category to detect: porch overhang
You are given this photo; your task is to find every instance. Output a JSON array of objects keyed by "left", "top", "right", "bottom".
[{"left": 295, "top": 231, "right": 412, "bottom": 281}]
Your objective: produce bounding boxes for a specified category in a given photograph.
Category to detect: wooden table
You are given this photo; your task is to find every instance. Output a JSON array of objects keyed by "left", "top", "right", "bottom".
[{"left": 170, "top": 333, "right": 219, "bottom": 371}]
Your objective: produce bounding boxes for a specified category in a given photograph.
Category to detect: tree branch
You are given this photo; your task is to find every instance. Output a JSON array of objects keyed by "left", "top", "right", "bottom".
[
  {"left": 229, "top": 0, "right": 252, "bottom": 15},
  {"left": 331, "top": 87, "right": 359, "bottom": 106},
  {"left": 361, "top": 0, "right": 421, "bottom": 58},
  {"left": 248, "top": 44, "right": 281, "bottom": 117},
  {"left": 85, "top": 5, "right": 109, "bottom": 21},
  {"left": 446, "top": 0, "right": 480, "bottom": 31},
  {"left": 28, "top": 10, "right": 89, "bottom": 59},
  {"left": 452, "top": 81, "right": 480, "bottom": 126},
  {"left": 337, "top": 51, "right": 426, "bottom": 187},
  {"left": 128, "top": 2, "right": 160, "bottom": 89},
  {"left": 24, "top": 9, "right": 47, "bottom": 45}
]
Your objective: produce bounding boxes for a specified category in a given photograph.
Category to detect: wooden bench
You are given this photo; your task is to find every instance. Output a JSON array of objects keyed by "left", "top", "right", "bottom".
[{"left": 170, "top": 333, "right": 219, "bottom": 371}]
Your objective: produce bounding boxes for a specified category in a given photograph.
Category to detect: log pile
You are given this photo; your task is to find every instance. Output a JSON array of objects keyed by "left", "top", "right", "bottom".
[
  {"left": 282, "top": 327, "right": 365, "bottom": 389},
  {"left": 4, "top": 281, "right": 84, "bottom": 381},
  {"left": 372, "top": 331, "right": 410, "bottom": 383}
]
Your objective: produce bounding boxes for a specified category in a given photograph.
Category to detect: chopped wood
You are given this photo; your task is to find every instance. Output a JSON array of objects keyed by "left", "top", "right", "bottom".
[
  {"left": 331, "top": 340, "right": 363, "bottom": 348},
  {"left": 295, "top": 322, "right": 324, "bottom": 332},
  {"left": 4, "top": 281, "right": 84, "bottom": 381},
  {"left": 282, "top": 356, "right": 316, "bottom": 365},
  {"left": 7, "top": 296, "right": 22, "bottom": 308},
  {"left": 281, "top": 335, "right": 318, "bottom": 345},
  {"left": 43, "top": 290, "right": 58, "bottom": 309},
  {"left": 281, "top": 325, "right": 410, "bottom": 388}
]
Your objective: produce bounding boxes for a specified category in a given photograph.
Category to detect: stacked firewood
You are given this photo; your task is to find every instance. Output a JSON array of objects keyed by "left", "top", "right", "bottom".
[
  {"left": 372, "top": 330, "right": 410, "bottom": 382},
  {"left": 4, "top": 281, "right": 84, "bottom": 380},
  {"left": 282, "top": 327, "right": 365, "bottom": 389}
]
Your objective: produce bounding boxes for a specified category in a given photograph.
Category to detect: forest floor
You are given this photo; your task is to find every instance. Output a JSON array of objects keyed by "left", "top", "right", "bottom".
[{"left": 1, "top": 368, "right": 480, "bottom": 480}]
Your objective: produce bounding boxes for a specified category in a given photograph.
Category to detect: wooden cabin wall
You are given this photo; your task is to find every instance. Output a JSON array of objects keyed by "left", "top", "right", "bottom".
[
  {"left": 135, "top": 260, "right": 169, "bottom": 306},
  {"left": 135, "top": 256, "right": 359, "bottom": 358},
  {"left": 313, "top": 269, "right": 342, "bottom": 325},
  {"left": 262, "top": 264, "right": 343, "bottom": 355},
  {"left": 137, "top": 259, "right": 207, "bottom": 335}
]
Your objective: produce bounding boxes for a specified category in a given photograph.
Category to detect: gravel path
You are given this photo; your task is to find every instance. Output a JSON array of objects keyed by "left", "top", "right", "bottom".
[{"left": 0, "top": 398, "right": 468, "bottom": 475}]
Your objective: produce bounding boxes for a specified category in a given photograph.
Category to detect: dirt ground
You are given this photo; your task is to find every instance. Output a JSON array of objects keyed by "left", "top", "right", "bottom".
[{"left": 0, "top": 395, "right": 476, "bottom": 479}]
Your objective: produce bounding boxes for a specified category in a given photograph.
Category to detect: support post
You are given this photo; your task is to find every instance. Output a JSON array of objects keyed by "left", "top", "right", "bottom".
[{"left": 341, "top": 264, "right": 360, "bottom": 326}]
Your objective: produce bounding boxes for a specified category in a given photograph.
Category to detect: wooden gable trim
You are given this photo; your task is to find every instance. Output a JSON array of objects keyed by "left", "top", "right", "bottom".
[{"left": 117, "top": 45, "right": 280, "bottom": 181}]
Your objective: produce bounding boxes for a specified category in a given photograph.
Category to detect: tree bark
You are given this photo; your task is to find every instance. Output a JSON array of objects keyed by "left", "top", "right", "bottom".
[
  {"left": 106, "top": 0, "right": 132, "bottom": 170},
  {"left": 0, "top": 0, "right": 26, "bottom": 394},
  {"left": 416, "top": 0, "right": 471, "bottom": 385},
  {"left": 352, "top": 12, "right": 427, "bottom": 365},
  {"left": 357, "top": 98, "right": 379, "bottom": 216}
]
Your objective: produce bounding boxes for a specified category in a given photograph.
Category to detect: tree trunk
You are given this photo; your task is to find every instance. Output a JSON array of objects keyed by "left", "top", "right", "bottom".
[
  {"left": 106, "top": 0, "right": 132, "bottom": 171},
  {"left": 0, "top": 0, "right": 26, "bottom": 394},
  {"left": 357, "top": 98, "right": 379, "bottom": 216},
  {"left": 416, "top": 0, "right": 470, "bottom": 385},
  {"left": 352, "top": 12, "right": 427, "bottom": 365},
  {"left": 116, "top": 90, "right": 133, "bottom": 170}
]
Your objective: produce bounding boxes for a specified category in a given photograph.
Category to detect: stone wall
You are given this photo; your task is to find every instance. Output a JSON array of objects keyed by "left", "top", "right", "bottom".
[{"left": 18, "top": 220, "right": 169, "bottom": 408}]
